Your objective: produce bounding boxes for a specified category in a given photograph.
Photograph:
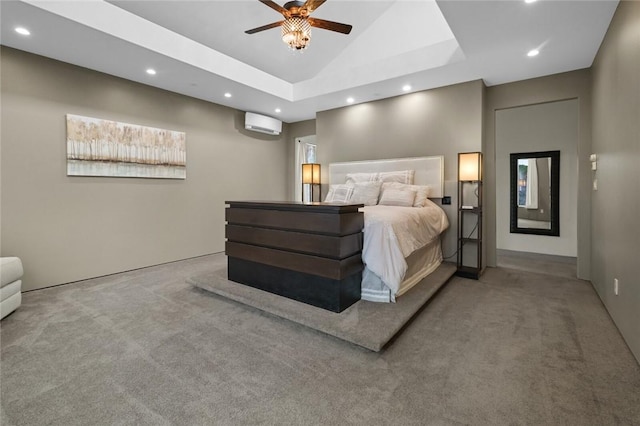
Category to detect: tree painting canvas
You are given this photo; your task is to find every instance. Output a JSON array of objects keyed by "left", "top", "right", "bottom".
[{"left": 66, "top": 114, "right": 186, "bottom": 179}]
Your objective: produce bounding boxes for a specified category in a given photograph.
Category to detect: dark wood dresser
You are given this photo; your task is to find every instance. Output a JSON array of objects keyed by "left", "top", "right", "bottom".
[{"left": 225, "top": 201, "right": 364, "bottom": 312}]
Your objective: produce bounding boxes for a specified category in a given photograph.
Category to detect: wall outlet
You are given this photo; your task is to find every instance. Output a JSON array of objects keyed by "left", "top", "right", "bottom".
[
  {"left": 614, "top": 278, "right": 619, "bottom": 295},
  {"left": 593, "top": 179, "right": 598, "bottom": 190},
  {"left": 441, "top": 196, "right": 451, "bottom": 205}
]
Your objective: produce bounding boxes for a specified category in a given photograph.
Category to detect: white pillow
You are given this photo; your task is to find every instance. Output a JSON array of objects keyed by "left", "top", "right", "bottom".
[
  {"left": 345, "top": 172, "right": 379, "bottom": 184},
  {"left": 381, "top": 182, "right": 430, "bottom": 207},
  {"left": 349, "top": 181, "right": 382, "bottom": 206},
  {"left": 422, "top": 198, "right": 439, "bottom": 209},
  {"left": 378, "top": 187, "right": 417, "bottom": 207},
  {"left": 378, "top": 170, "right": 415, "bottom": 184},
  {"left": 324, "top": 184, "right": 354, "bottom": 203}
]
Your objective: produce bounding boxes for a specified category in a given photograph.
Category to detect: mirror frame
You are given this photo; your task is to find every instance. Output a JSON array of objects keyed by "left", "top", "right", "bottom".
[{"left": 509, "top": 150, "right": 560, "bottom": 236}]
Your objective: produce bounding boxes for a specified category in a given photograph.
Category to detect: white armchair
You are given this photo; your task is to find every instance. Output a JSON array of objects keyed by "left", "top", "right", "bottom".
[{"left": 1, "top": 257, "right": 23, "bottom": 319}]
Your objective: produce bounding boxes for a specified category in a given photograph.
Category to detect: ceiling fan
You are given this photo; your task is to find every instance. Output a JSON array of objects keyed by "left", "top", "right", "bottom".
[{"left": 245, "top": 0, "right": 353, "bottom": 50}]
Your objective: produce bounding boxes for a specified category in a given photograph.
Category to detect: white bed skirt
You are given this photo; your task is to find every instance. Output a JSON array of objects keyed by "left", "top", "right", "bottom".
[{"left": 361, "top": 238, "right": 443, "bottom": 303}]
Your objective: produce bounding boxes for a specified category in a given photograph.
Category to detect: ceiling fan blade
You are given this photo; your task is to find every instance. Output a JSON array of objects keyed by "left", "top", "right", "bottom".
[
  {"left": 259, "top": 0, "right": 291, "bottom": 17},
  {"left": 245, "top": 21, "right": 285, "bottom": 34},
  {"left": 302, "top": 0, "right": 326, "bottom": 14},
  {"left": 308, "top": 18, "right": 352, "bottom": 34}
]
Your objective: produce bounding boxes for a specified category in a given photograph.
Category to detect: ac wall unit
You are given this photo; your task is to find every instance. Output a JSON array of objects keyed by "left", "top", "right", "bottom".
[{"left": 245, "top": 112, "right": 282, "bottom": 135}]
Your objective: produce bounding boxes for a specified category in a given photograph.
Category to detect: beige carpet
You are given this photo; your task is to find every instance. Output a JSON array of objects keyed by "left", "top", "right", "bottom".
[
  {"left": 188, "top": 263, "right": 456, "bottom": 351},
  {"left": 3, "top": 254, "right": 640, "bottom": 425}
]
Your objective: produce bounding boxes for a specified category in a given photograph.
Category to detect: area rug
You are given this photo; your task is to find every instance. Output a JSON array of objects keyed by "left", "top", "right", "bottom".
[{"left": 188, "top": 263, "right": 456, "bottom": 352}]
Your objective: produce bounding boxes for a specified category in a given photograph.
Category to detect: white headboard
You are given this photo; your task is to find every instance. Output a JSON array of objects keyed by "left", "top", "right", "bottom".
[{"left": 328, "top": 156, "right": 445, "bottom": 198}]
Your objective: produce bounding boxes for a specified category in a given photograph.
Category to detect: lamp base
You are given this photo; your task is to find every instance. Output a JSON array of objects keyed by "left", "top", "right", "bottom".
[
  {"left": 302, "top": 183, "right": 321, "bottom": 203},
  {"left": 455, "top": 266, "right": 483, "bottom": 280}
]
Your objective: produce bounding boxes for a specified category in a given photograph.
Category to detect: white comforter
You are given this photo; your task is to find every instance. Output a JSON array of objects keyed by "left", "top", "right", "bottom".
[{"left": 361, "top": 201, "right": 449, "bottom": 296}]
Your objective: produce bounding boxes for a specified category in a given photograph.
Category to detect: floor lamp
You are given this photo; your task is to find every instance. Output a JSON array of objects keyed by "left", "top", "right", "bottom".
[
  {"left": 456, "top": 152, "right": 483, "bottom": 279},
  {"left": 302, "top": 163, "right": 321, "bottom": 202}
]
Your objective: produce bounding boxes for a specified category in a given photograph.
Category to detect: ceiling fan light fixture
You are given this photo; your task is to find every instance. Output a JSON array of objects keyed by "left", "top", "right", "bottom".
[{"left": 282, "top": 17, "right": 311, "bottom": 50}]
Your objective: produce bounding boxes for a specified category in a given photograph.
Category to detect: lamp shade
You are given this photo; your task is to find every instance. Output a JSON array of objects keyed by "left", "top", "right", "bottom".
[
  {"left": 458, "top": 152, "right": 482, "bottom": 181},
  {"left": 302, "top": 163, "right": 321, "bottom": 184}
]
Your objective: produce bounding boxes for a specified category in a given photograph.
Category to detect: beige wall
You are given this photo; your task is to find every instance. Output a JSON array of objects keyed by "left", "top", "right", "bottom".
[
  {"left": 485, "top": 70, "right": 592, "bottom": 279},
  {"left": 591, "top": 0, "right": 640, "bottom": 361},
  {"left": 315, "top": 80, "right": 485, "bottom": 259},
  {"left": 0, "top": 47, "right": 289, "bottom": 291}
]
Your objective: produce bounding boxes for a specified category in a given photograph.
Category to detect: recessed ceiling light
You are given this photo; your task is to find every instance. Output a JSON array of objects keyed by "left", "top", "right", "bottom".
[
  {"left": 15, "top": 27, "right": 30, "bottom": 36},
  {"left": 346, "top": 97, "right": 354, "bottom": 104},
  {"left": 224, "top": 93, "right": 232, "bottom": 98},
  {"left": 146, "top": 68, "right": 156, "bottom": 75},
  {"left": 527, "top": 49, "right": 540, "bottom": 57},
  {"left": 275, "top": 108, "right": 281, "bottom": 113},
  {"left": 525, "top": 0, "right": 537, "bottom": 3},
  {"left": 402, "top": 85, "right": 412, "bottom": 92}
]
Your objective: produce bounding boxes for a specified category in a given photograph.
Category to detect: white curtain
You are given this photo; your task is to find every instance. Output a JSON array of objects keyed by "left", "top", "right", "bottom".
[
  {"left": 525, "top": 158, "right": 539, "bottom": 209},
  {"left": 294, "top": 136, "right": 317, "bottom": 202}
]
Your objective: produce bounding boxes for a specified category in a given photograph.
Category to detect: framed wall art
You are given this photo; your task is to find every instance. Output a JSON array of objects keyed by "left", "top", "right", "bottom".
[{"left": 66, "top": 114, "right": 186, "bottom": 179}]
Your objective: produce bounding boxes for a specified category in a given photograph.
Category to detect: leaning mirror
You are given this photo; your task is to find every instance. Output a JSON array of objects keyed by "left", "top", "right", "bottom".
[{"left": 510, "top": 150, "right": 560, "bottom": 236}]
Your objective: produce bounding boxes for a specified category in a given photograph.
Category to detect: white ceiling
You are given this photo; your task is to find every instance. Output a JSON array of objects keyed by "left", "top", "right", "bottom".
[{"left": 0, "top": 0, "right": 618, "bottom": 123}]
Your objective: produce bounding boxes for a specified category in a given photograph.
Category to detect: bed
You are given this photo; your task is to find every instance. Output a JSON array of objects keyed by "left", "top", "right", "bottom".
[{"left": 328, "top": 156, "right": 449, "bottom": 302}]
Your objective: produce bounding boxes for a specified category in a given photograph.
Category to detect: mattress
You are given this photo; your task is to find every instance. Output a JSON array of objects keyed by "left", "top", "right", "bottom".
[
  {"left": 360, "top": 202, "right": 449, "bottom": 302},
  {"left": 362, "top": 239, "right": 443, "bottom": 302}
]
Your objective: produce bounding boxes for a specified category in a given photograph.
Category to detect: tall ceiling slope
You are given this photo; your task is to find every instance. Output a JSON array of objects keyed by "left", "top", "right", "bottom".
[{"left": 0, "top": 0, "right": 618, "bottom": 123}]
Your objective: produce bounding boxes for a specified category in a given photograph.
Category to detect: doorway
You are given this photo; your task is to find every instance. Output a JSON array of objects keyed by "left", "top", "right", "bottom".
[
  {"left": 294, "top": 135, "right": 317, "bottom": 202},
  {"left": 494, "top": 99, "right": 579, "bottom": 275}
]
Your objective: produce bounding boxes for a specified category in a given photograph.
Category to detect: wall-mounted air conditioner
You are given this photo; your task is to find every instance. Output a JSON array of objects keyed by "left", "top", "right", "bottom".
[{"left": 245, "top": 112, "right": 282, "bottom": 135}]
